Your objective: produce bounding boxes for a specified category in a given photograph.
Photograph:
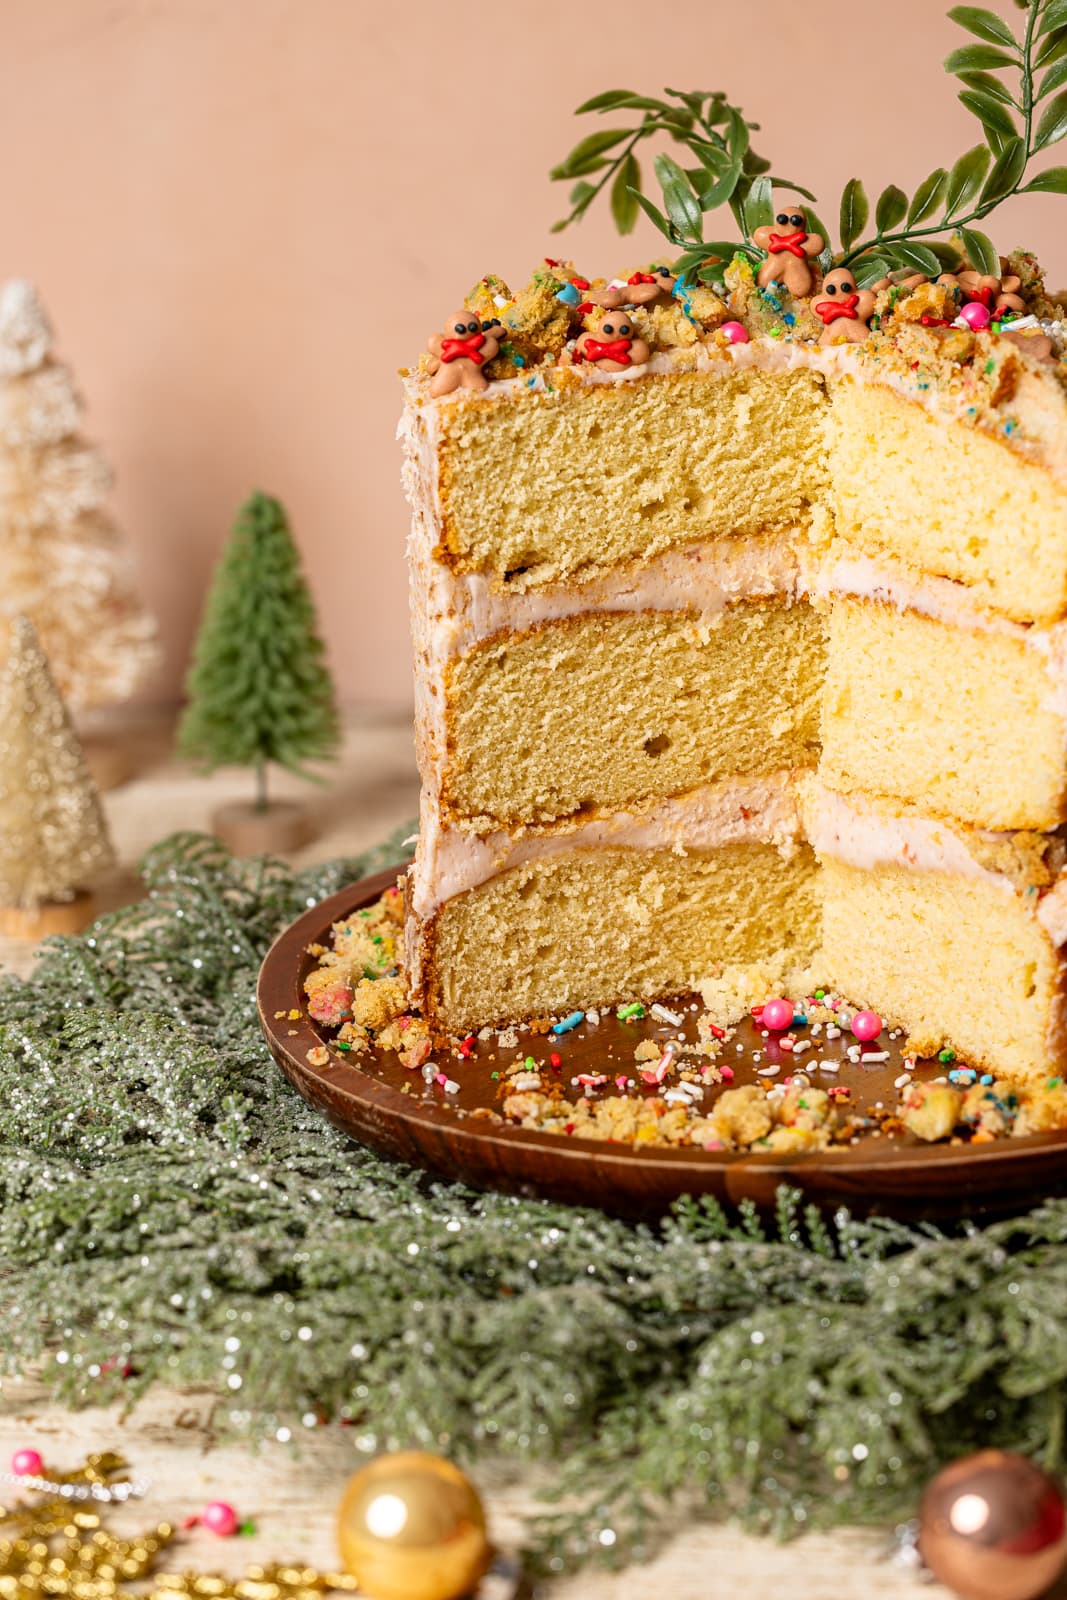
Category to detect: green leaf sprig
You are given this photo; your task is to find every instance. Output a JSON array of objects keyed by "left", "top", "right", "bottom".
[
  {"left": 550, "top": 1, "right": 1067, "bottom": 287},
  {"left": 550, "top": 88, "right": 816, "bottom": 284},
  {"left": 838, "top": 0, "right": 1067, "bottom": 282}
]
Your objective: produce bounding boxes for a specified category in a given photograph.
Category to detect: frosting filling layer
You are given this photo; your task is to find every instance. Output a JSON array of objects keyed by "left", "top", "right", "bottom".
[{"left": 410, "top": 772, "right": 804, "bottom": 920}]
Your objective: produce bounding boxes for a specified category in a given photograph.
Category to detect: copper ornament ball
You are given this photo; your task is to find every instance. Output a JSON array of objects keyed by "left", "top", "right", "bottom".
[
  {"left": 918, "top": 1449, "right": 1067, "bottom": 1600},
  {"left": 336, "top": 1450, "right": 491, "bottom": 1600}
]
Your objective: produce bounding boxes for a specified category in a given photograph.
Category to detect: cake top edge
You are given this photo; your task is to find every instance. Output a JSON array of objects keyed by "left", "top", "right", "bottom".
[{"left": 405, "top": 242, "right": 1067, "bottom": 406}]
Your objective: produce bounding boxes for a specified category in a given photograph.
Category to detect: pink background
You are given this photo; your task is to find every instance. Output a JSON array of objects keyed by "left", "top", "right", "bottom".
[{"left": 3, "top": 0, "right": 1064, "bottom": 707}]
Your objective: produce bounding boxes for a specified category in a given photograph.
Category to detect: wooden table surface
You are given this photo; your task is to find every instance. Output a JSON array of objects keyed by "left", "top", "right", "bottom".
[{"left": 0, "top": 710, "right": 960, "bottom": 1598}]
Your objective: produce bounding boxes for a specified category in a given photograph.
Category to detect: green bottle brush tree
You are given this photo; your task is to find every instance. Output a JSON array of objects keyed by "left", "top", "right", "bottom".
[{"left": 179, "top": 491, "right": 340, "bottom": 855}]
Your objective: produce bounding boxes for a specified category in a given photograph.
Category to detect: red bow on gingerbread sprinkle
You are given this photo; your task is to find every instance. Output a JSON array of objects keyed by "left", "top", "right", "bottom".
[
  {"left": 766, "top": 229, "right": 807, "bottom": 258},
  {"left": 582, "top": 336, "right": 633, "bottom": 363},
  {"left": 628, "top": 272, "right": 658, "bottom": 285},
  {"left": 964, "top": 284, "right": 996, "bottom": 309},
  {"left": 440, "top": 332, "right": 486, "bottom": 364},
  {"left": 813, "top": 294, "right": 860, "bottom": 325}
]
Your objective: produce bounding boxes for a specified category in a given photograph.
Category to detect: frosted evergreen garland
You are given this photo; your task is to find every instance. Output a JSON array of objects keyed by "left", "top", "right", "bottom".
[
  {"left": 0, "top": 282, "right": 158, "bottom": 709},
  {"left": 1, "top": 829, "right": 1067, "bottom": 1569},
  {"left": 0, "top": 616, "right": 114, "bottom": 907}
]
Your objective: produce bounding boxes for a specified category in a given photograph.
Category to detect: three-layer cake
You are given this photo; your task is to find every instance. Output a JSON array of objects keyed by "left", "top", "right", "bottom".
[{"left": 401, "top": 260, "right": 1067, "bottom": 1085}]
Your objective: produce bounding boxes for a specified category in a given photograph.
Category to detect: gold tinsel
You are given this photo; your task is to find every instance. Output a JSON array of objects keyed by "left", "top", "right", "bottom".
[{"left": 0, "top": 1455, "right": 359, "bottom": 1600}]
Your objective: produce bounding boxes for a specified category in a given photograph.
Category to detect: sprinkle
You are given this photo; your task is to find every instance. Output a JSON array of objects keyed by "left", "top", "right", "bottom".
[
  {"left": 524, "top": 1055, "right": 536, "bottom": 1071},
  {"left": 720, "top": 1065, "right": 735, "bottom": 1082},
  {"left": 335, "top": 1041, "right": 351, "bottom": 1052},
  {"left": 817, "top": 1060, "right": 840, "bottom": 1074},
  {"left": 617, "top": 1002, "right": 645, "bottom": 1020},
  {"left": 792, "top": 1040, "right": 812, "bottom": 1055},
  {"left": 651, "top": 1003, "right": 683, "bottom": 1026},
  {"left": 826, "top": 1025, "right": 841, "bottom": 1041},
  {"left": 860, "top": 1050, "right": 890, "bottom": 1063},
  {"left": 576, "top": 1073, "right": 607, "bottom": 1088},
  {"left": 510, "top": 1073, "right": 541, "bottom": 1091},
  {"left": 894, "top": 1072, "right": 912, "bottom": 1089},
  {"left": 980, "top": 1074, "right": 994, "bottom": 1086},
  {"left": 1049, "top": 1077, "right": 1064, "bottom": 1090},
  {"left": 553, "top": 1011, "right": 584, "bottom": 1035},
  {"left": 938, "top": 1049, "right": 956, "bottom": 1064},
  {"left": 615, "top": 1074, "right": 629, "bottom": 1091},
  {"left": 756, "top": 1062, "right": 781, "bottom": 1078},
  {"left": 549, "top": 1053, "right": 562, "bottom": 1069},
  {"left": 642, "top": 1047, "right": 675, "bottom": 1086},
  {"left": 709, "top": 1023, "right": 725, "bottom": 1039}
]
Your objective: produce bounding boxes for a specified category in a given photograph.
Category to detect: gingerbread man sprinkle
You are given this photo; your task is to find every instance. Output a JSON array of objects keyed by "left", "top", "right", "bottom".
[
  {"left": 574, "top": 310, "right": 650, "bottom": 371},
  {"left": 584, "top": 266, "right": 678, "bottom": 310},
  {"left": 752, "top": 208, "right": 825, "bottom": 299},
  {"left": 426, "top": 310, "right": 504, "bottom": 397},
  {"left": 811, "top": 268, "right": 877, "bottom": 345},
  {"left": 959, "top": 269, "right": 1027, "bottom": 317}
]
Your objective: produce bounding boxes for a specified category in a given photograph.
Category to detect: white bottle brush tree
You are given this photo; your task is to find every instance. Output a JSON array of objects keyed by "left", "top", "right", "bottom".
[
  {"left": 0, "top": 615, "right": 115, "bottom": 919},
  {"left": 0, "top": 280, "right": 158, "bottom": 709}
]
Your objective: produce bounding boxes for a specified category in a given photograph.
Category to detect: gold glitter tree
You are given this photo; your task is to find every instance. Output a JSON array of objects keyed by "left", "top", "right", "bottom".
[
  {"left": 0, "top": 614, "right": 115, "bottom": 929},
  {"left": 0, "top": 280, "right": 158, "bottom": 711}
]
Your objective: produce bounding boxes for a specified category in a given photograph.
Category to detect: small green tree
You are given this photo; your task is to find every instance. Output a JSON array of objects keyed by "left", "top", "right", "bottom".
[{"left": 179, "top": 492, "right": 340, "bottom": 809}]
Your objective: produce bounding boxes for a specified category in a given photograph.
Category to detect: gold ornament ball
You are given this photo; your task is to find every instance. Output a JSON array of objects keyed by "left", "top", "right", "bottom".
[
  {"left": 919, "top": 1449, "right": 1067, "bottom": 1600},
  {"left": 336, "top": 1451, "right": 491, "bottom": 1600}
]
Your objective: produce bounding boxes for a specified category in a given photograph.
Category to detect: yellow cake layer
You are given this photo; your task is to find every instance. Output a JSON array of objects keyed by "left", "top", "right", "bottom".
[
  {"left": 442, "top": 600, "right": 826, "bottom": 830},
  {"left": 419, "top": 842, "right": 820, "bottom": 1032},
  {"left": 820, "top": 597, "right": 1067, "bottom": 830},
  {"left": 434, "top": 367, "right": 830, "bottom": 588},
  {"left": 820, "top": 858, "right": 1067, "bottom": 1084},
  {"left": 828, "top": 378, "right": 1067, "bottom": 626}
]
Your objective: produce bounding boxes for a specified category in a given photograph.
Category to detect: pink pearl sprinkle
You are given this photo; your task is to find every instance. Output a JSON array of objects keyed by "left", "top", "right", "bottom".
[
  {"left": 720, "top": 320, "right": 750, "bottom": 345},
  {"left": 761, "top": 997, "right": 794, "bottom": 1031},
  {"left": 851, "top": 1009, "right": 882, "bottom": 1042},
  {"left": 201, "top": 1501, "right": 240, "bottom": 1537},
  {"left": 959, "top": 301, "right": 991, "bottom": 330},
  {"left": 11, "top": 1449, "right": 44, "bottom": 1477}
]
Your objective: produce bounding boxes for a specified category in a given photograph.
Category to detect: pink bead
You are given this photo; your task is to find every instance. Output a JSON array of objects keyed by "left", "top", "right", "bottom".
[
  {"left": 720, "top": 320, "right": 750, "bottom": 344},
  {"left": 761, "top": 997, "right": 794, "bottom": 1031},
  {"left": 959, "top": 301, "right": 991, "bottom": 330},
  {"left": 201, "top": 1500, "right": 240, "bottom": 1537},
  {"left": 851, "top": 1009, "right": 882, "bottom": 1042},
  {"left": 12, "top": 1449, "right": 44, "bottom": 1477}
]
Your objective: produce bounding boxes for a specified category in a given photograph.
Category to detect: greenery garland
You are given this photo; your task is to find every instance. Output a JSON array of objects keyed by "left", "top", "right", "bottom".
[{"left": 3, "top": 831, "right": 1067, "bottom": 1571}]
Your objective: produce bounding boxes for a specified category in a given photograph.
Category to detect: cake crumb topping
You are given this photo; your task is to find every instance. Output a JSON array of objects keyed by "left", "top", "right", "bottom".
[{"left": 300, "top": 890, "right": 1067, "bottom": 1155}]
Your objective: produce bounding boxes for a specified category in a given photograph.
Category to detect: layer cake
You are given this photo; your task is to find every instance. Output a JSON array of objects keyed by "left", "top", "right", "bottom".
[{"left": 401, "top": 256, "right": 1067, "bottom": 1085}]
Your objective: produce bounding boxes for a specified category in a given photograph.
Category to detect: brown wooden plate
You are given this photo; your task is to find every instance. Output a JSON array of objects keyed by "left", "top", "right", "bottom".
[{"left": 257, "top": 867, "right": 1067, "bottom": 1221}]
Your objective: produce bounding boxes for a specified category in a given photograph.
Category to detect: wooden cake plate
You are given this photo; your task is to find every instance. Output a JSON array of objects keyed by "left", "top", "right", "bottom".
[{"left": 257, "top": 867, "right": 1067, "bottom": 1221}]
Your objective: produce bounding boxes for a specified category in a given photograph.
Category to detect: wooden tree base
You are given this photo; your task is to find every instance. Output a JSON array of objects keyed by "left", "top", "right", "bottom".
[
  {"left": 0, "top": 891, "right": 96, "bottom": 939},
  {"left": 82, "top": 735, "right": 137, "bottom": 792},
  {"left": 211, "top": 800, "right": 315, "bottom": 857}
]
